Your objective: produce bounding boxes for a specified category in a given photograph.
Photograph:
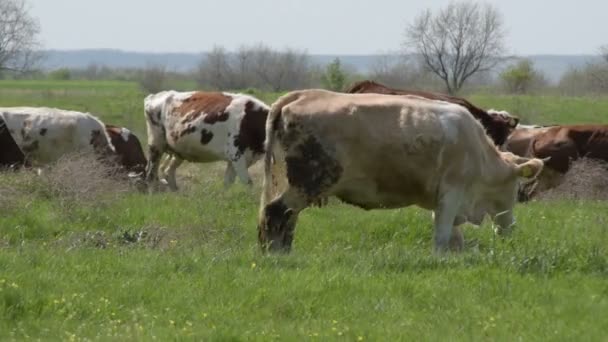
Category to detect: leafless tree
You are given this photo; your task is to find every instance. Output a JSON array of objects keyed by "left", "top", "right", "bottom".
[
  {"left": 0, "top": 0, "right": 41, "bottom": 73},
  {"left": 138, "top": 63, "right": 167, "bottom": 93},
  {"left": 368, "top": 53, "right": 443, "bottom": 90},
  {"left": 589, "top": 45, "right": 608, "bottom": 91},
  {"left": 196, "top": 45, "right": 233, "bottom": 89},
  {"left": 196, "top": 43, "right": 312, "bottom": 91},
  {"left": 601, "top": 45, "right": 608, "bottom": 63},
  {"left": 404, "top": 1, "right": 506, "bottom": 94}
]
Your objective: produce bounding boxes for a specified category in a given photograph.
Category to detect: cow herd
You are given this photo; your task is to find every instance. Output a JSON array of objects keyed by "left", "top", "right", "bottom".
[{"left": 1, "top": 80, "right": 606, "bottom": 253}]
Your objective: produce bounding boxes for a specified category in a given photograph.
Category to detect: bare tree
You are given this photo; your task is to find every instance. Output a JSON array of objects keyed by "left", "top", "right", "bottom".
[
  {"left": 0, "top": 0, "right": 41, "bottom": 73},
  {"left": 196, "top": 45, "right": 233, "bottom": 89},
  {"left": 138, "top": 63, "right": 167, "bottom": 93},
  {"left": 589, "top": 45, "right": 608, "bottom": 91},
  {"left": 196, "top": 43, "right": 312, "bottom": 91},
  {"left": 601, "top": 45, "right": 608, "bottom": 63},
  {"left": 404, "top": 1, "right": 506, "bottom": 94}
]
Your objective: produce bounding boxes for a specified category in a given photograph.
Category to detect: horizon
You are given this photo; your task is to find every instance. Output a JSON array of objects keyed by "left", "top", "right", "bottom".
[{"left": 41, "top": 48, "right": 600, "bottom": 58}]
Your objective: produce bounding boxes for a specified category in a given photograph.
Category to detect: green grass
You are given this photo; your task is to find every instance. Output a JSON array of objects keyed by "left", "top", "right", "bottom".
[{"left": 1, "top": 80, "right": 608, "bottom": 340}]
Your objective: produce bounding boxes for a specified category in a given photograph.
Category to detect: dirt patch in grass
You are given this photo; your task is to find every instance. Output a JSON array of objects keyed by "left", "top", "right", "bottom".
[
  {"left": 53, "top": 225, "right": 218, "bottom": 251},
  {"left": 539, "top": 158, "right": 608, "bottom": 200}
]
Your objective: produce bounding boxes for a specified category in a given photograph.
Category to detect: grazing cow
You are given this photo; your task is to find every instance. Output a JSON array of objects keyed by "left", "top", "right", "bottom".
[
  {"left": 144, "top": 90, "right": 269, "bottom": 191},
  {"left": 0, "top": 116, "right": 26, "bottom": 169},
  {"left": 257, "top": 89, "right": 546, "bottom": 253},
  {"left": 0, "top": 107, "right": 115, "bottom": 165},
  {"left": 345, "top": 80, "right": 519, "bottom": 146},
  {"left": 505, "top": 124, "right": 608, "bottom": 200},
  {"left": 104, "top": 124, "right": 147, "bottom": 176}
]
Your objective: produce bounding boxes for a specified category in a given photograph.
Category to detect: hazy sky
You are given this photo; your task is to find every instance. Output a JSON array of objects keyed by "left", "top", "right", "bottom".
[{"left": 29, "top": 0, "right": 607, "bottom": 55}]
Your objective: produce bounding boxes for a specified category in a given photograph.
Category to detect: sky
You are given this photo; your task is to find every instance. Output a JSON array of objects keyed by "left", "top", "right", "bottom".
[{"left": 29, "top": 0, "right": 607, "bottom": 55}]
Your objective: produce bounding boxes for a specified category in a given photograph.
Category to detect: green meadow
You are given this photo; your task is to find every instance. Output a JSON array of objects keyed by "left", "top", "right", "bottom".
[{"left": 1, "top": 80, "right": 607, "bottom": 340}]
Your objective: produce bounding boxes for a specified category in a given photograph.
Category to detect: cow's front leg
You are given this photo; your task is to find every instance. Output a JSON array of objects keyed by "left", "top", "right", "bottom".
[
  {"left": 224, "top": 162, "right": 237, "bottom": 188},
  {"left": 433, "top": 189, "right": 464, "bottom": 252},
  {"left": 232, "top": 158, "right": 252, "bottom": 186}
]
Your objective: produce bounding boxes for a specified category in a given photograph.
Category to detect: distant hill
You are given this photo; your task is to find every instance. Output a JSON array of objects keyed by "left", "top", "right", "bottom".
[{"left": 40, "top": 49, "right": 601, "bottom": 84}]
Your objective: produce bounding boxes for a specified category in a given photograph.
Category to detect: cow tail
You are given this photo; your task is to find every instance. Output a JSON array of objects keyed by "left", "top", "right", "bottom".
[{"left": 261, "top": 92, "right": 301, "bottom": 209}]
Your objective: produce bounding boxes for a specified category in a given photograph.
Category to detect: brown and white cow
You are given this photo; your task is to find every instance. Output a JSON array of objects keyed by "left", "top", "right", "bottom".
[
  {"left": 143, "top": 90, "right": 269, "bottom": 191},
  {"left": 0, "top": 107, "right": 116, "bottom": 165},
  {"left": 345, "top": 80, "right": 519, "bottom": 146},
  {"left": 0, "top": 116, "right": 26, "bottom": 169},
  {"left": 505, "top": 124, "right": 608, "bottom": 200},
  {"left": 104, "top": 124, "right": 147, "bottom": 176},
  {"left": 258, "top": 89, "right": 546, "bottom": 253}
]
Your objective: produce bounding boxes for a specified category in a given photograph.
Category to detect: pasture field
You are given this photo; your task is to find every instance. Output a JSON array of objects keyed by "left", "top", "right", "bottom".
[{"left": 1, "top": 80, "right": 608, "bottom": 340}]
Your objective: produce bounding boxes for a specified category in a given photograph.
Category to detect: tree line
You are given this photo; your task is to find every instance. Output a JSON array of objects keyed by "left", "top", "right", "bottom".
[{"left": 1, "top": 0, "right": 607, "bottom": 96}]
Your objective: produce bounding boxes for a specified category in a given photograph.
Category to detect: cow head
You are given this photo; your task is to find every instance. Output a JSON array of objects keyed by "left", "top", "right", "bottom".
[
  {"left": 486, "top": 110, "right": 520, "bottom": 146},
  {"left": 480, "top": 152, "right": 545, "bottom": 234},
  {"left": 258, "top": 199, "right": 296, "bottom": 253}
]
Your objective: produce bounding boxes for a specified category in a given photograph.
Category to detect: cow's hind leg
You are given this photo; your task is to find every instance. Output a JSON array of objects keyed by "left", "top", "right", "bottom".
[
  {"left": 164, "top": 156, "right": 184, "bottom": 191},
  {"left": 145, "top": 145, "right": 164, "bottom": 192}
]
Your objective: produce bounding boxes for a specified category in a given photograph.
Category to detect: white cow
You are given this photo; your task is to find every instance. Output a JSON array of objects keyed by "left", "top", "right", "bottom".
[
  {"left": 0, "top": 107, "right": 115, "bottom": 165},
  {"left": 143, "top": 90, "right": 269, "bottom": 191}
]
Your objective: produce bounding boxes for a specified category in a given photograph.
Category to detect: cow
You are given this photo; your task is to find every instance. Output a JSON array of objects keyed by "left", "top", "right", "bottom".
[
  {"left": 0, "top": 107, "right": 116, "bottom": 166},
  {"left": 345, "top": 80, "right": 519, "bottom": 146},
  {"left": 505, "top": 124, "right": 608, "bottom": 200},
  {"left": 143, "top": 90, "right": 269, "bottom": 191},
  {"left": 257, "top": 89, "right": 546, "bottom": 253},
  {"left": 0, "top": 116, "right": 26, "bottom": 169},
  {"left": 104, "top": 124, "right": 147, "bottom": 176}
]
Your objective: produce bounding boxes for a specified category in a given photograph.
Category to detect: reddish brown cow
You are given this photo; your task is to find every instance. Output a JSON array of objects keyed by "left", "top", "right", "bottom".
[
  {"left": 0, "top": 116, "right": 26, "bottom": 169},
  {"left": 345, "top": 80, "right": 519, "bottom": 146},
  {"left": 505, "top": 124, "right": 608, "bottom": 200},
  {"left": 104, "top": 124, "right": 147, "bottom": 176},
  {"left": 530, "top": 125, "right": 608, "bottom": 172}
]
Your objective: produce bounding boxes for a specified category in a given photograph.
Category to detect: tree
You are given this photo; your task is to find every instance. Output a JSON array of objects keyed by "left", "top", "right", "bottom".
[
  {"left": 404, "top": 1, "right": 506, "bottom": 94},
  {"left": 0, "top": 0, "right": 41, "bottom": 73},
  {"left": 321, "top": 58, "right": 346, "bottom": 91},
  {"left": 138, "top": 64, "right": 167, "bottom": 94},
  {"left": 196, "top": 44, "right": 312, "bottom": 91},
  {"left": 601, "top": 45, "right": 608, "bottom": 63},
  {"left": 500, "top": 59, "right": 538, "bottom": 94},
  {"left": 196, "top": 45, "right": 233, "bottom": 89},
  {"left": 48, "top": 68, "right": 71, "bottom": 80}
]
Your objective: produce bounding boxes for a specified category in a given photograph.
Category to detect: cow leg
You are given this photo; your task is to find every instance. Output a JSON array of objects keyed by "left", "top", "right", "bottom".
[
  {"left": 433, "top": 189, "right": 464, "bottom": 252},
  {"left": 448, "top": 225, "right": 465, "bottom": 251},
  {"left": 164, "top": 156, "right": 184, "bottom": 191},
  {"left": 224, "top": 162, "right": 237, "bottom": 188},
  {"left": 232, "top": 158, "right": 252, "bottom": 186},
  {"left": 145, "top": 145, "right": 163, "bottom": 192},
  {"left": 158, "top": 154, "right": 172, "bottom": 180}
]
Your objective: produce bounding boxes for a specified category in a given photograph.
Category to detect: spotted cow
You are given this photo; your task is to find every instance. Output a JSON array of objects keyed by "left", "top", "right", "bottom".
[
  {"left": 258, "top": 89, "right": 546, "bottom": 253},
  {"left": 0, "top": 116, "right": 26, "bottom": 169},
  {"left": 505, "top": 124, "right": 608, "bottom": 200},
  {"left": 143, "top": 90, "right": 269, "bottom": 191},
  {"left": 0, "top": 107, "right": 115, "bottom": 165},
  {"left": 345, "top": 80, "right": 519, "bottom": 146}
]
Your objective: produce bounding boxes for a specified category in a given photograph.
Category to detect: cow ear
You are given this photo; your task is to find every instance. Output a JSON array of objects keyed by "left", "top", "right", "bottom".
[
  {"left": 509, "top": 116, "right": 520, "bottom": 127},
  {"left": 515, "top": 158, "right": 544, "bottom": 179}
]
